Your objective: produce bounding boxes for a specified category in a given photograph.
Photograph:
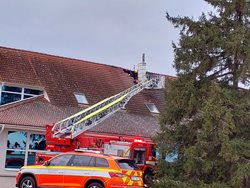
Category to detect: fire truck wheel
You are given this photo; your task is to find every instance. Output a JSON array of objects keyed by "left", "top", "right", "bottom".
[
  {"left": 19, "top": 176, "right": 37, "bottom": 188},
  {"left": 143, "top": 169, "right": 153, "bottom": 186},
  {"left": 86, "top": 182, "right": 104, "bottom": 188}
]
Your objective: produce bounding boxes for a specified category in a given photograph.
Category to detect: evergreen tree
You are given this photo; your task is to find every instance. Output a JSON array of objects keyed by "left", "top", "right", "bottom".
[{"left": 155, "top": 0, "right": 250, "bottom": 187}]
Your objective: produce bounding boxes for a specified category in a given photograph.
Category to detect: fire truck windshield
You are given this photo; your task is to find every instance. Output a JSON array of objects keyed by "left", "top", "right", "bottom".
[{"left": 133, "top": 148, "right": 146, "bottom": 164}]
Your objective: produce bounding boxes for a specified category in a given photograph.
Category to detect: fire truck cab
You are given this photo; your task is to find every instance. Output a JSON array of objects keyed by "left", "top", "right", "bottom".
[
  {"left": 103, "top": 139, "right": 157, "bottom": 168},
  {"left": 103, "top": 139, "right": 157, "bottom": 184}
]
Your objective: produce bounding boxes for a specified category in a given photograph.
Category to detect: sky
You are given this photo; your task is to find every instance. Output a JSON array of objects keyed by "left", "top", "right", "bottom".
[{"left": 0, "top": 0, "right": 213, "bottom": 76}]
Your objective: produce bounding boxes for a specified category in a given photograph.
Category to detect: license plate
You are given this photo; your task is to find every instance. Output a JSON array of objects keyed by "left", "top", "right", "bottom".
[{"left": 131, "top": 176, "right": 140, "bottom": 181}]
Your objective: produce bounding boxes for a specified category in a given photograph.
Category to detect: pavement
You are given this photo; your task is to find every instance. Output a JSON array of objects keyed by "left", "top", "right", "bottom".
[{"left": 0, "top": 176, "right": 16, "bottom": 188}]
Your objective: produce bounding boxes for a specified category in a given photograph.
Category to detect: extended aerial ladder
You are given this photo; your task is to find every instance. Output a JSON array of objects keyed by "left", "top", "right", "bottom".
[
  {"left": 40, "top": 78, "right": 160, "bottom": 185},
  {"left": 52, "top": 78, "right": 156, "bottom": 139}
]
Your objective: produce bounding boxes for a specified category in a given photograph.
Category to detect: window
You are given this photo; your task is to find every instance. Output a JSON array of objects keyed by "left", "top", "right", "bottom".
[
  {"left": 68, "top": 155, "right": 109, "bottom": 167},
  {"left": 88, "top": 157, "right": 95, "bottom": 167},
  {"left": 3, "top": 85, "right": 22, "bottom": 92},
  {"left": 95, "top": 157, "right": 109, "bottom": 167},
  {"left": 116, "top": 159, "right": 139, "bottom": 170},
  {"left": 0, "top": 83, "right": 43, "bottom": 105},
  {"left": 74, "top": 93, "right": 88, "bottom": 104},
  {"left": 1, "top": 92, "right": 21, "bottom": 105},
  {"left": 24, "top": 88, "right": 43, "bottom": 95},
  {"left": 5, "top": 151, "right": 25, "bottom": 169},
  {"left": 70, "top": 155, "right": 92, "bottom": 167},
  {"left": 5, "top": 131, "right": 46, "bottom": 169},
  {"left": 27, "top": 152, "right": 36, "bottom": 166},
  {"left": 133, "top": 148, "right": 146, "bottom": 164},
  {"left": 49, "top": 154, "right": 72, "bottom": 166},
  {"left": 29, "top": 134, "right": 46, "bottom": 150},
  {"left": 6, "top": 131, "right": 27, "bottom": 169},
  {"left": 145, "top": 103, "right": 159, "bottom": 114}
]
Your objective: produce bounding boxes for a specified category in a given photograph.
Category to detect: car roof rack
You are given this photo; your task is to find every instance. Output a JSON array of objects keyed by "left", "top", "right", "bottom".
[{"left": 75, "top": 148, "right": 101, "bottom": 154}]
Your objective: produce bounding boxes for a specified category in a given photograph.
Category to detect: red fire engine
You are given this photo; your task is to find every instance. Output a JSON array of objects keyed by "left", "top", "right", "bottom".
[{"left": 36, "top": 78, "right": 159, "bottom": 185}]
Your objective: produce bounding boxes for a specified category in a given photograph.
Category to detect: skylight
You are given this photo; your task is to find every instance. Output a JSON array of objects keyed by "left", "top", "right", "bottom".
[
  {"left": 74, "top": 93, "right": 88, "bottom": 104},
  {"left": 145, "top": 103, "right": 159, "bottom": 114}
]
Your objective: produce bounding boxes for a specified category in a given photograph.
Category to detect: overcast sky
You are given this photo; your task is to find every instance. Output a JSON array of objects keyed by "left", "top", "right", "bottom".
[{"left": 0, "top": 0, "right": 213, "bottom": 76}]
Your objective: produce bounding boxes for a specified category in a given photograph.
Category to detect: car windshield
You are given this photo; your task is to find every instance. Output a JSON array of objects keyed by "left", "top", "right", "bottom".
[{"left": 116, "top": 159, "right": 140, "bottom": 170}]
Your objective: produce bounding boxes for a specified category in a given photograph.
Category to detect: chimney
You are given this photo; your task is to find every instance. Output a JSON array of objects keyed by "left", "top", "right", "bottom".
[{"left": 138, "top": 53, "right": 147, "bottom": 82}]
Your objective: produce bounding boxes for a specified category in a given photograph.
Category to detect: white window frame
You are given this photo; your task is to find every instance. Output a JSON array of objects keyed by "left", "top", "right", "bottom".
[
  {"left": 0, "top": 83, "right": 43, "bottom": 106},
  {"left": 74, "top": 92, "right": 89, "bottom": 104},
  {"left": 5, "top": 131, "right": 27, "bottom": 170},
  {"left": 5, "top": 130, "right": 47, "bottom": 171}
]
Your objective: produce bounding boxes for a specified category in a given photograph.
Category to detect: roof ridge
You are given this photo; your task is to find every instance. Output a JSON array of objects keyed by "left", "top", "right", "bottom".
[
  {"left": 0, "top": 46, "right": 175, "bottom": 77},
  {"left": 0, "top": 95, "right": 47, "bottom": 112},
  {"left": 0, "top": 46, "right": 125, "bottom": 70}
]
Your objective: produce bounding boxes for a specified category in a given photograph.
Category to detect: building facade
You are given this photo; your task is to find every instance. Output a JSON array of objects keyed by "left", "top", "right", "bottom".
[{"left": 0, "top": 47, "right": 172, "bottom": 187}]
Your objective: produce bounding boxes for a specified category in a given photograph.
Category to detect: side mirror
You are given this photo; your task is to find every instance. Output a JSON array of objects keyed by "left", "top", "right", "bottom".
[{"left": 43, "top": 160, "right": 50, "bottom": 166}]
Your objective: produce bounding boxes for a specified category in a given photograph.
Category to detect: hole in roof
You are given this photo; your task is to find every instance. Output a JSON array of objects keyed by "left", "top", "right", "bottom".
[
  {"left": 145, "top": 103, "right": 159, "bottom": 114},
  {"left": 74, "top": 93, "right": 88, "bottom": 104}
]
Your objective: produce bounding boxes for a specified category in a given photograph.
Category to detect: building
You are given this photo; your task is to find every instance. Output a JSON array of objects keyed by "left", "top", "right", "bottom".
[{"left": 0, "top": 46, "right": 172, "bottom": 186}]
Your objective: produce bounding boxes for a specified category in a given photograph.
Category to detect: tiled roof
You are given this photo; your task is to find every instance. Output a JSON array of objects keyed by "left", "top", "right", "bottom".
[
  {"left": 0, "top": 96, "right": 159, "bottom": 137},
  {"left": 0, "top": 95, "right": 80, "bottom": 128},
  {"left": 0, "top": 46, "right": 171, "bottom": 137},
  {"left": 91, "top": 111, "right": 160, "bottom": 137}
]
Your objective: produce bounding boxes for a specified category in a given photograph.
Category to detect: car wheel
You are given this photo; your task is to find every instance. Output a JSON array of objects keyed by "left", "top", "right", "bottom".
[
  {"left": 19, "top": 176, "right": 36, "bottom": 188},
  {"left": 87, "top": 182, "right": 104, "bottom": 188}
]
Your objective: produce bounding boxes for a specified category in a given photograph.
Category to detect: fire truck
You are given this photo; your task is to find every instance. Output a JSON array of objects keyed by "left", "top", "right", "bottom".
[{"left": 36, "top": 78, "right": 159, "bottom": 185}]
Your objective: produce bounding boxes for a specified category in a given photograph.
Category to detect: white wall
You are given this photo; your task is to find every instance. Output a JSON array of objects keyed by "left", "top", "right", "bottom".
[
  {"left": 0, "top": 128, "right": 17, "bottom": 177},
  {"left": 0, "top": 176, "right": 16, "bottom": 188}
]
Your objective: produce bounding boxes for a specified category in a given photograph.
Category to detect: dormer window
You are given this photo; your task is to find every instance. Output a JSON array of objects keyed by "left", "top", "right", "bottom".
[
  {"left": 145, "top": 103, "right": 159, "bottom": 114},
  {"left": 74, "top": 93, "right": 88, "bottom": 104},
  {"left": 0, "top": 83, "right": 43, "bottom": 105}
]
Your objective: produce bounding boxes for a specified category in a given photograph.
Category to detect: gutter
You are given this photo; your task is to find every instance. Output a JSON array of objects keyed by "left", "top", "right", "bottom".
[{"left": 0, "top": 123, "right": 45, "bottom": 132}]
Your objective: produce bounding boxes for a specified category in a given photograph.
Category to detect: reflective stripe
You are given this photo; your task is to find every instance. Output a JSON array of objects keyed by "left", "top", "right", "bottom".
[
  {"left": 138, "top": 180, "right": 142, "bottom": 186},
  {"left": 77, "top": 95, "right": 127, "bottom": 124},
  {"left": 21, "top": 166, "right": 119, "bottom": 178},
  {"left": 21, "top": 168, "right": 39, "bottom": 174},
  {"left": 55, "top": 95, "right": 115, "bottom": 124},
  {"left": 122, "top": 170, "right": 143, "bottom": 186},
  {"left": 128, "top": 180, "right": 133, "bottom": 185},
  {"left": 40, "top": 169, "right": 110, "bottom": 178},
  {"left": 22, "top": 166, "right": 120, "bottom": 172}
]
